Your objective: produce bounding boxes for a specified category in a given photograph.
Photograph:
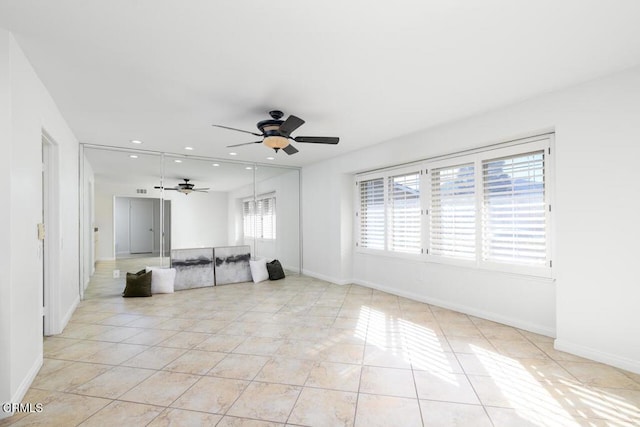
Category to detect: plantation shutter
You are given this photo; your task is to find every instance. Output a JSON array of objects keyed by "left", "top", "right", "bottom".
[
  {"left": 243, "top": 200, "right": 255, "bottom": 238},
  {"left": 243, "top": 194, "right": 276, "bottom": 239},
  {"left": 388, "top": 172, "right": 421, "bottom": 254},
  {"left": 359, "top": 177, "right": 385, "bottom": 250},
  {"left": 261, "top": 196, "right": 276, "bottom": 239},
  {"left": 482, "top": 151, "right": 546, "bottom": 265},
  {"left": 256, "top": 198, "right": 265, "bottom": 239},
  {"left": 430, "top": 164, "right": 476, "bottom": 260}
]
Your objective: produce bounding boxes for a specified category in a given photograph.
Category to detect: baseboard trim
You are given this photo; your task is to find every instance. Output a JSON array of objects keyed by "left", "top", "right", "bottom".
[
  {"left": 59, "top": 295, "right": 80, "bottom": 334},
  {"left": 301, "top": 269, "right": 351, "bottom": 286},
  {"left": 554, "top": 339, "right": 640, "bottom": 375},
  {"left": 6, "top": 354, "right": 43, "bottom": 417},
  {"left": 352, "top": 278, "right": 555, "bottom": 338}
]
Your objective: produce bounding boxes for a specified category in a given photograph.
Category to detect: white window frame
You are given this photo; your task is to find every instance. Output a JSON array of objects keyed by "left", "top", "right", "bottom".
[
  {"left": 355, "top": 134, "right": 554, "bottom": 278},
  {"left": 355, "top": 165, "right": 426, "bottom": 259}
]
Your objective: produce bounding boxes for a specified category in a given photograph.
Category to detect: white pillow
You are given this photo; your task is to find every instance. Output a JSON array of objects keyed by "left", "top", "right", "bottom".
[
  {"left": 145, "top": 267, "right": 176, "bottom": 294},
  {"left": 249, "top": 258, "right": 269, "bottom": 283}
]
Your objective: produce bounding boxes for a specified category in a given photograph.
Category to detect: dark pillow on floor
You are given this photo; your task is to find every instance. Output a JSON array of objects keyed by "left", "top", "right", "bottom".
[
  {"left": 122, "top": 269, "right": 152, "bottom": 297},
  {"left": 266, "top": 259, "right": 285, "bottom": 280}
]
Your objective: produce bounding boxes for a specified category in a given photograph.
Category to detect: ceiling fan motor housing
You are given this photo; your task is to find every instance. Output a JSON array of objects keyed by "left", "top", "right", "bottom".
[
  {"left": 258, "top": 116, "right": 289, "bottom": 150},
  {"left": 257, "top": 119, "right": 284, "bottom": 136}
]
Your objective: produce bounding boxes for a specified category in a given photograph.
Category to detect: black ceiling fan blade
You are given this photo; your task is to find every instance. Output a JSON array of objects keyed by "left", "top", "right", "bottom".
[
  {"left": 153, "top": 186, "right": 164, "bottom": 189},
  {"left": 226, "top": 141, "right": 263, "bottom": 148},
  {"left": 212, "top": 124, "right": 263, "bottom": 137},
  {"left": 294, "top": 136, "right": 339, "bottom": 144},
  {"left": 282, "top": 144, "right": 299, "bottom": 155},
  {"left": 164, "top": 188, "right": 178, "bottom": 191},
  {"left": 279, "top": 115, "right": 305, "bottom": 137},
  {"left": 194, "top": 188, "right": 210, "bottom": 191}
]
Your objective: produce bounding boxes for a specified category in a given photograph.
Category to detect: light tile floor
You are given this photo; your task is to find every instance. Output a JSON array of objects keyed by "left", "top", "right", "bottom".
[{"left": 2, "top": 258, "right": 639, "bottom": 426}]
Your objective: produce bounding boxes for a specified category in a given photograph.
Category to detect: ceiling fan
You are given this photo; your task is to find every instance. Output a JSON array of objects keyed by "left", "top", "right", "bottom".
[
  {"left": 154, "top": 179, "right": 209, "bottom": 195},
  {"left": 212, "top": 110, "right": 339, "bottom": 155}
]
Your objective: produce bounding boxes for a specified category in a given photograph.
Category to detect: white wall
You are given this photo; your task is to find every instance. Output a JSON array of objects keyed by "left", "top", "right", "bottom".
[
  {"left": 228, "top": 169, "right": 300, "bottom": 271},
  {"left": 93, "top": 179, "right": 229, "bottom": 259},
  {"left": 0, "top": 30, "right": 80, "bottom": 414},
  {"left": 169, "top": 190, "right": 228, "bottom": 249},
  {"left": 303, "top": 66, "right": 640, "bottom": 373},
  {"left": 114, "top": 197, "right": 131, "bottom": 255},
  {"left": 0, "top": 28, "right": 12, "bottom": 416}
]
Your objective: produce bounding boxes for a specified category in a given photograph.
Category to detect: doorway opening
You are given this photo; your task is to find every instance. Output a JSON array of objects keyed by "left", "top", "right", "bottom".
[{"left": 114, "top": 196, "right": 171, "bottom": 259}]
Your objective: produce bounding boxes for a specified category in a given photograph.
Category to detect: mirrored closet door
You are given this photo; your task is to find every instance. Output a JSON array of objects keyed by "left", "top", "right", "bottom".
[{"left": 80, "top": 145, "right": 300, "bottom": 298}]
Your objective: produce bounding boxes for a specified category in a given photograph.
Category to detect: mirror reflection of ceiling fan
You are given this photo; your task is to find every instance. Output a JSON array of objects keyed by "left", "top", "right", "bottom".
[
  {"left": 154, "top": 179, "right": 209, "bottom": 195},
  {"left": 212, "top": 110, "right": 339, "bottom": 155}
]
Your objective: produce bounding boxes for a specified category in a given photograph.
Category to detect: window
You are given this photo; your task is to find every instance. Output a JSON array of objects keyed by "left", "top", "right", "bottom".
[
  {"left": 482, "top": 151, "right": 546, "bottom": 266},
  {"left": 243, "top": 194, "right": 276, "bottom": 239},
  {"left": 430, "top": 163, "right": 476, "bottom": 260},
  {"left": 356, "top": 134, "right": 552, "bottom": 277},
  {"left": 243, "top": 200, "right": 256, "bottom": 238},
  {"left": 388, "top": 172, "right": 421, "bottom": 254},
  {"left": 357, "top": 169, "right": 422, "bottom": 255},
  {"left": 359, "top": 178, "right": 385, "bottom": 250}
]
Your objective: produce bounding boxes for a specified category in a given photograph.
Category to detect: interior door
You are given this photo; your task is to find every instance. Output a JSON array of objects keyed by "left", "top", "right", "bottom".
[{"left": 130, "top": 198, "right": 154, "bottom": 253}]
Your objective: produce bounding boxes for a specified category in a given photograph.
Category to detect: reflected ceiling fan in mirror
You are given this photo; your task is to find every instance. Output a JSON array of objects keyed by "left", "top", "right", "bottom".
[
  {"left": 154, "top": 179, "right": 209, "bottom": 195},
  {"left": 212, "top": 110, "right": 339, "bottom": 155}
]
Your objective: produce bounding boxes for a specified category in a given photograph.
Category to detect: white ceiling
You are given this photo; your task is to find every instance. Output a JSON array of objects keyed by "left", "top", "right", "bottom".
[{"left": 2, "top": 0, "right": 640, "bottom": 167}]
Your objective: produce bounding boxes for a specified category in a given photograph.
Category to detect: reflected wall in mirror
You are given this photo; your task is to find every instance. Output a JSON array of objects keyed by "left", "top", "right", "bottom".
[
  {"left": 162, "top": 155, "right": 249, "bottom": 252},
  {"left": 82, "top": 147, "right": 164, "bottom": 294},
  {"left": 80, "top": 145, "right": 301, "bottom": 299},
  {"left": 227, "top": 164, "right": 301, "bottom": 272}
]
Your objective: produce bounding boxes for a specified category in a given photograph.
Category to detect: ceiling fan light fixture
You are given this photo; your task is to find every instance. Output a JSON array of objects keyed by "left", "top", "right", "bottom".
[
  {"left": 263, "top": 135, "right": 289, "bottom": 149},
  {"left": 217, "top": 110, "right": 338, "bottom": 156}
]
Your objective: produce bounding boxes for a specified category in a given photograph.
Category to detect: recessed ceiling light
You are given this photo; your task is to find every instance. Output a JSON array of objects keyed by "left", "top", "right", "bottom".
[
  {"left": 174, "top": 159, "right": 182, "bottom": 163},
  {"left": 212, "top": 163, "right": 220, "bottom": 167},
  {"left": 184, "top": 146, "right": 193, "bottom": 151},
  {"left": 130, "top": 140, "right": 143, "bottom": 144},
  {"left": 266, "top": 156, "right": 275, "bottom": 160},
  {"left": 245, "top": 166, "right": 253, "bottom": 170},
  {"left": 229, "top": 152, "right": 237, "bottom": 156},
  {"left": 129, "top": 154, "right": 138, "bottom": 159}
]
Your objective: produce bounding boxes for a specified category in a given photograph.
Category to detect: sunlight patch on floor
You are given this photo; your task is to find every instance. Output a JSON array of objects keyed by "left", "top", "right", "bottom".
[
  {"left": 354, "top": 306, "right": 457, "bottom": 384},
  {"left": 471, "top": 345, "right": 637, "bottom": 426},
  {"left": 400, "top": 318, "right": 457, "bottom": 384}
]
